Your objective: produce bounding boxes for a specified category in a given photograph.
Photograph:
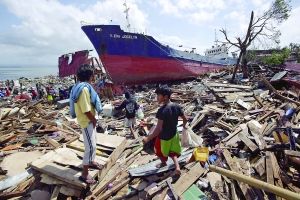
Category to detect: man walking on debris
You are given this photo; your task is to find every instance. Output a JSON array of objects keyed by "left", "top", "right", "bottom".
[
  {"left": 115, "top": 91, "right": 139, "bottom": 138},
  {"left": 142, "top": 86, "right": 187, "bottom": 175},
  {"left": 70, "top": 64, "right": 103, "bottom": 184}
]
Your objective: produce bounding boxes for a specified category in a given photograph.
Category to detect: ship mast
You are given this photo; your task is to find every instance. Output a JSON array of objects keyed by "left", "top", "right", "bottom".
[
  {"left": 214, "top": 29, "right": 218, "bottom": 46},
  {"left": 123, "top": 0, "right": 131, "bottom": 32}
]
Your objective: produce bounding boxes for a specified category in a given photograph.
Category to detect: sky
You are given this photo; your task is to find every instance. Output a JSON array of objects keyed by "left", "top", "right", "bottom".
[{"left": 0, "top": 0, "right": 300, "bottom": 67}]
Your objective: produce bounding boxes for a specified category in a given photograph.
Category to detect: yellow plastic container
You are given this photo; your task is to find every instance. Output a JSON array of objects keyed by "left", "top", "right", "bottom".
[{"left": 193, "top": 147, "right": 209, "bottom": 162}]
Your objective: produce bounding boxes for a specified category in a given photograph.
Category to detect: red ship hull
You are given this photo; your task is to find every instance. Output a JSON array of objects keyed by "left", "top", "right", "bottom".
[{"left": 101, "top": 55, "right": 224, "bottom": 85}]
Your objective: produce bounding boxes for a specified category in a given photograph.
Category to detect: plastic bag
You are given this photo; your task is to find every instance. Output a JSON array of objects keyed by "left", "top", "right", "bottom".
[
  {"left": 136, "top": 108, "right": 144, "bottom": 119},
  {"left": 181, "top": 127, "right": 203, "bottom": 148}
]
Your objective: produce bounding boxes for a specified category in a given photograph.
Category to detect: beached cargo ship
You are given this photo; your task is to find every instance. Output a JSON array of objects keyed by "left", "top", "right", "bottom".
[{"left": 81, "top": 25, "right": 237, "bottom": 84}]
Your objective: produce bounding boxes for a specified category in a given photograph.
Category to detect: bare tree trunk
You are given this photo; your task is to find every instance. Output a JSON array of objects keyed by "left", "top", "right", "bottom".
[
  {"left": 241, "top": 53, "right": 249, "bottom": 78},
  {"left": 231, "top": 52, "right": 242, "bottom": 82},
  {"left": 230, "top": 12, "right": 254, "bottom": 82}
]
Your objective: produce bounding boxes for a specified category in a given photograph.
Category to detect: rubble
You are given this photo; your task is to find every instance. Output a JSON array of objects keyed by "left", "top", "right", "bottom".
[{"left": 1, "top": 68, "right": 300, "bottom": 200}]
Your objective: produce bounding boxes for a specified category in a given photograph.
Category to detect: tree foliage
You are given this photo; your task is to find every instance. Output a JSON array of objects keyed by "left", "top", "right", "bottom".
[
  {"left": 219, "top": 0, "right": 291, "bottom": 81},
  {"left": 262, "top": 48, "right": 290, "bottom": 66}
]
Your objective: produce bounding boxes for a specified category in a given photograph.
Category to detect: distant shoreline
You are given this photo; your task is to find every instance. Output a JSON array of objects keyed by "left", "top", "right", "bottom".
[{"left": 0, "top": 66, "right": 57, "bottom": 80}]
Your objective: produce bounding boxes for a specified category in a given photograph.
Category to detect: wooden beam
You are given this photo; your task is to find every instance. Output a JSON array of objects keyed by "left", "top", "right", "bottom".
[
  {"left": 173, "top": 162, "right": 206, "bottom": 196},
  {"left": 98, "top": 140, "right": 128, "bottom": 181},
  {"left": 260, "top": 76, "right": 300, "bottom": 106},
  {"left": 167, "top": 179, "right": 178, "bottom": 200},
  {"left": 266, "top": 151, "right": 274, "bottom": 185},
  {"left": 205, "top": 83, "right": 252, "bottom": 89},
  {"left": 31, "top": 117, "right": 57, "bottom": 126},
  {"left": 98, "top": 178, "right": 130, "bottom": 200},
  {"left": 222, "top": 150, "right": 254, "bottom": 200},
  {"left": 284, "top": 150, "right": 300, "bottom": 158},
  {"left": 252, "top": 156, "right": 265, "bottom": 177},
  {"left": 45, "top": 136, "right": 60, "bottom": 148},
  {"left": 50, "top": 186, "right": 61, "bottom": 200},
  {"left": 238, "top": 133, "right": 258, "bottom": 152}
]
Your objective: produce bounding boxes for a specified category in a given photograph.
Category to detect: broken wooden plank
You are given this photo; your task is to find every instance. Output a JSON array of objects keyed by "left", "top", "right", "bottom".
[
  {"left": 31, "top": 117, "right": 57, "bottom": 126},
  {"left": 284, "top": 150, "right": 300, "bottom": 158},
  {"left": 222, "top": 150, "right": 254, "bottom": 200},
  {"left": 222, "top": 127, "right": 241, "bottom": 142},
  {"left": 50, "top": 186, "right": 61, "bottom": 200},
  {"left": 260, "top": 75, "right": 300, "bottom": 106},
  {"left": 189, "top": 113, "right": 205, "bottom": 129},
  {"left": 212, "top": 88, "right": 243, "bottom": 93},
  {"left": 173, "top": 162, "right": 206, "bottom": 196},
  {"left": 98, "top": 178, "right": 130, "bottom": 200},
  {"left": 266, "top": 151, "right": 275, "bottom": 185},
  {"left": 223, "top": 97, "right": 256, "bottom": 103},
  {"left": 238, "top": 132, "right": 258, "bottom": 152},
  {"left": 206, "top": 83, "right": 252, "bottom": 89},
  {"left": 252, "top": 156, "right": 266, "bottom": 177},
  {"left": 98, "top": 139, "right": 128, "bottom": 181},
  {"left": 45, "top": 136, "right": 60, "bottom": 148},
  {"left": 166, "top": 179, "right": 178, "bottom": 200},
  {"left": 146, "top": 177, "right": 172, "bottom": 197}
]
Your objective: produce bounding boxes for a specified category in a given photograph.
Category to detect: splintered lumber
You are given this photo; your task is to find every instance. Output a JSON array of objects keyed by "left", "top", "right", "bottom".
[
  {"left": 209, "top": 165, "right": 300, "bottom": 200},
  {"left": 98, "top": 139, "right": 128, "bottom": 181},
  {"left": 205, "top": 83, "right": 252, "bottom": 90},
  {"left": 269, "top": 152, "right": 283, "bottom": 188},
  {"left": 258, "top": 110, "right": 276, "bottom": 122},
  {"left": 238, "top": 132, "right": 258, "bottom": 152},
  {"left": 223, "top": 97, "right": 255, "bottom": 103},
  {"left": 266, "top": 151, "right": 275, "bottom": 185},
  {"left": 189, "top": 113, "right": 206, "bottom": 129},
  {"left": 122, "top": 146, "right": 143, "bottom": 164},
  {"left": 146, "top": 177, "right": 172, "bottom": 197},
  {"left": 284, "top": 150, "right": 300, "bottom": 158},
  {"left": 166, "top": 179, "right": 178, "bottom": 200},
  {"left": 222, "top": 150, "right": 254, "bottom": 200},
  {"left": 172, "top": 162, "right": 206, "bottom": 197},
  {"left": 253, "top": 156, "right": 266, "bottom": 176},
  {"left": 50, "top": 186, "right": 61, "bottom": 200},
  {"left": 31, "top": 117, "right": 57, "bottom": 126},
  {"left": 30, "top": 148, "right": 101, "bottom": 189},
  {"left": 260, "top": 75, "right": 300, "bottom": 106},
  {"left": 98, "top": 177, "right": 130, "bottom": 200},
  {"left": 222, "top": 127, "right": 242, "bottom": 142},
  {"left": 45, "top": 136, "right": 60, "bottom": 148}
]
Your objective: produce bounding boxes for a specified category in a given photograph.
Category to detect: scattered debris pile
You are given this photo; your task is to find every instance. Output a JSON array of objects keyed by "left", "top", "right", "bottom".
[{"left": 1, "top": 68, "right": 300, "bottom": 200}]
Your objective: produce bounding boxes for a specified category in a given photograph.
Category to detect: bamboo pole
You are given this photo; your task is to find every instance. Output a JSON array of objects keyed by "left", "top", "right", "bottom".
[{"left": 209, "top": 165, "right": 300, "bottom": 200}]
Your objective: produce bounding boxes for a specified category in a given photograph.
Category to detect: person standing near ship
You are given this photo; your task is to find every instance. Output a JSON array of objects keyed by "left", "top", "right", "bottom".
[
  {"left": 114, "top": 91, "right": 139, "bottom": 138},
  {"left": 69, "top": 64, "right": 103, "bottom": 184},
  {"left": 142, "top": 86, "right": 188, "bottom": 176}
]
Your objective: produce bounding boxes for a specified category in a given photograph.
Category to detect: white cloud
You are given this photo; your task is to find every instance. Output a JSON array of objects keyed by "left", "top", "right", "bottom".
[
  {"left": 0, "top": 0, "right": 148, "bottom": 66},
  {"left": 156, "top": 0, "right": 181, "bottom": 16},
  {"left": 280, "top": 6, "right": 300, "bottom": 46},
  {"left": 189, "top": 11, "right": 217, "bottom": 24},
  {"left": 155, "top": 0, "right": 226, "bottom": 24}
]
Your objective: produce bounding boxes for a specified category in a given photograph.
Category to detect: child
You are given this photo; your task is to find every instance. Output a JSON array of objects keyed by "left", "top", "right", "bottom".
[
  {"left": 115, "top": 91, "right": 139, "bottom": 138},
  {"left": 143, "top": 86, "right": 187, "bottom": 175},
  {"left": 70, "top": 64, "right": 103, "bottom": 184}
]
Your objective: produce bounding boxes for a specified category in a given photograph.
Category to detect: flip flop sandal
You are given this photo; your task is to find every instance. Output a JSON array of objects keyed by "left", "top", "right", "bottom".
[
  {"left": 90, "top": 162, "right": 104, "bottom": 170},
  {"left": 79, "top": 176, "right": 97, "bottom": 185}
]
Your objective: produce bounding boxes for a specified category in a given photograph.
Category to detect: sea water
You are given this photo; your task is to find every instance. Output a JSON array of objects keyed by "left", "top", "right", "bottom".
[{"left": 0, "top": 66, "right": 57, "bottom": 81}]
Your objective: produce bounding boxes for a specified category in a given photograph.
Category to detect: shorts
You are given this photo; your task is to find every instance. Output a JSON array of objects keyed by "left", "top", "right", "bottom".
[
  {"left": 125, "top": 117, "right": 136, "bottom": 128},
  {"left": 154, "top": 132, "right": 181, "bottom": 162}
]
